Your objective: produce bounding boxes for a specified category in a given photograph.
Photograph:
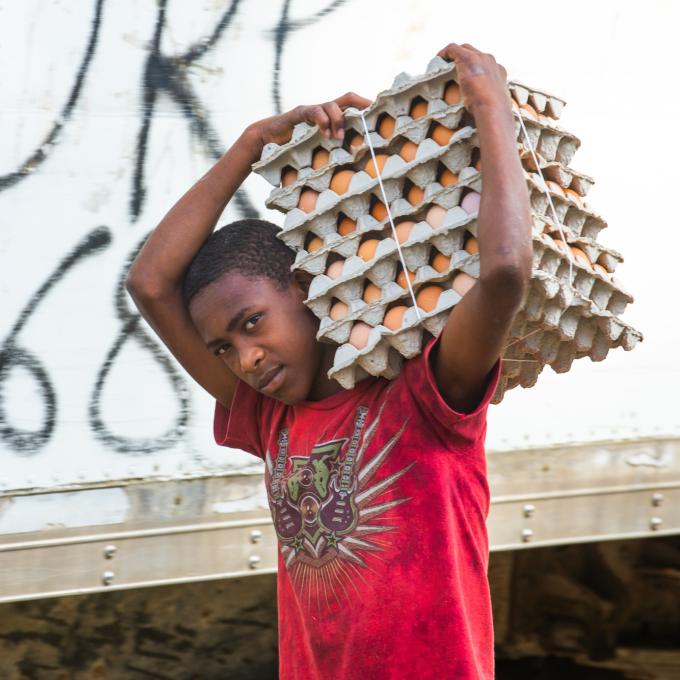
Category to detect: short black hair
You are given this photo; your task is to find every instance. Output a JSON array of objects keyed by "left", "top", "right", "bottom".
[{"left": 182, "top": 218, "right": 296, "bottom": 307}]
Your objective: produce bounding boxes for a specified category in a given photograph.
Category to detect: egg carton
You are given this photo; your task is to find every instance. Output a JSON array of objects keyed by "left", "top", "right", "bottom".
[
  {"left": 269, "top": 125, "right": 477, "bottom": 218},
  {"left": 261, "top": 105, "right": 469, "bottom": 200},
  {"left": 516, "top": 115, "right": 580, "bottom": 165},
  {"left": 531, "top": 234, "right": 631, "bottom": 313},
  {"left": 253, "top": 56, "right": 462, "bottom": 187},
  {"left": 536, "top": 216, "right": 621, "bottom": 270},
  {"left": 316, "top": 250, "right": 480, "bottom": 345},
  {"left": 292, "top": 170, "right": 481, "bottom": 274},
  {"left": 520, "top": 151, "right": 595, "bottom": 198},
  {"left": 527, "top": 174, "right": 607, "bottom": 240},
  {"left": 267, "top": 122, "right": 473, "bottom": 212},
  {"left": 509, "top": 80, "right": 566, "bottom": 120},
  {"left": 304, "top": 213, "right": 480, "bottom": 314},
  {"left": 492, "top": 306, "right": 642, "bottom": 403},
  {"left": 327, "top": 284, "right": 466, "bottom": 389}
]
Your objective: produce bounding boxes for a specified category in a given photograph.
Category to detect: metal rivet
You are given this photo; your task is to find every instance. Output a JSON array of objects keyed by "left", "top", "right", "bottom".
[
  {"left": 650, "top": 517, "right": 663, "bottom": 531},
  {"left": 248, "top": 555, "right": 261, "bottom": 569},
  {"left": 652, "top": 493, "right": 664, "bottom": 507},
  {"left": 250, "top": 530, "right": 263, "bottom": 544},
  {"left": 523, "top": 504, "right": 536, "bottom": 518},
  {"left": 103, "top": 545, "right": 117, "bottom": 559},
  {"left": 521, "top": 528, "right": 533, "bottom": 542},
  {"left": 102, "top": 571, "right": 115, "bottom": 585}
]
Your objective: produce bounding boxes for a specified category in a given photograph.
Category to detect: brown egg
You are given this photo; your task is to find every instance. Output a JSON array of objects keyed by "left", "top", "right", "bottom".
[
  {"left": 444, "top": 81, "right": 461, "bottom": 105},
  {"left": 592, "top": 263, "right": 609, "bottom": 277},
  {"left": 306, "top": 236, "right": 323, "bottom": 253},
  {"left": 410, "top": 99, "right": 428, "bottom": 119},
  {"left": 452, "top": 272, "right": 476, "bottom": 296},
  {"left": 365, "top": 154, "right": 389, "bottom": 178},
  {"left": 511, "top": 98, "right": 520, "bottom": 114},
  {"left": 383, "top": 305, "right": 408, "bottom": 331},
  {"left": 396, "top": 268, "right": 416, "bottom": 288},
  {"left": 371, "top": 201, "right": 388, "bottom": 221},
  {"left": 407, "top": 185, "right": 425, "bottom": 205},
  {"left": 377, "top": 114, "right": 396, "bottom": 139},
  {"left": 432, "top": 252, "right": 451, "bottom": 273},
  {"left": 363, "top": 283, "right": 382, "bottom": 304},
  {"left": 474, "top": 157, "right": 482, "bottom": 172},
  {"left": 326, "top": 260, "right": 344, "bottom": 279},
  {"left": 439, "top": 168, "right": 458, "bottom": 186},
  {"left": 431, "top": 124, "right": 454, "bottom": 146},
  {"left": 345, "top": 131, "right": 363, "bottom": 150},
  {"left": 399, "top": 141, "right": 418, "bottom": 162},
  {"left": 394, "top": 220, "right": 415, "bottom": 244},
  {"left": 569, "top": 246, "right": 591, "bottom": 268},
  {"left": 544, "top": 180, "right": 565, "bottom": 197},
  {"left": 425, "top": 205, "right": 447, "bottom": 229},
  {"left": 298, "top": 189, "right": 319, "bottom": 213},
  {"left": 416, "top": 285, "right": 443, "bottom": 312},
  {"left": 330, "top": 169, "right": 355, "bottom": 195},
  {"left": 312, "top": 148, "right": 330, "bottom": 169},
  {"left": 551, "top": 236, "right": 569, "bottom": 255},
  {"left": 464, "top": 236, "right": 479, "bottom": 255},
  {"left": 358, "top": 239, "right": 379, "bottom": 261},
  {"left": 519, "top": 103, "right": 539, "bottom": 121},
  {"left": 329, "top": 300, "right": 348, "bottom": 320},
  {"left": 338, "top": 216, "right": 357, "bottom": 236},
  {"left": 349, "top": 322, "right": 372, "bottom": 349},
  {"left": 564, "top": 188, "right": 584, "bottom": 208},
  {"left": 281, "top": 167, "right": 298, "bottom": 187}
]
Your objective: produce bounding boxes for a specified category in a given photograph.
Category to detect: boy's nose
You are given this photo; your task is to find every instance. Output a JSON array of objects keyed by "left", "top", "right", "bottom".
[{"left": 240, "top": 346, "right": 264, "bottom": 374}]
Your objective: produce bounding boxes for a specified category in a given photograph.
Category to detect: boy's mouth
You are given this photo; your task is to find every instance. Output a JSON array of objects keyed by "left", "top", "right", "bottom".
[{"left": 257, "top": 365, "right": 285, "bottom": 395}]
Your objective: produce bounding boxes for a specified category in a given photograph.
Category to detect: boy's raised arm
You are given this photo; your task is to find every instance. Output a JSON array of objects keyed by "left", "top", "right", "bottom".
[
  {"left": 431, "top": 43, "right": 533, "bottom": 414},
  {"left": 126, "top": 93, "right": 371, "bottom": 408}
]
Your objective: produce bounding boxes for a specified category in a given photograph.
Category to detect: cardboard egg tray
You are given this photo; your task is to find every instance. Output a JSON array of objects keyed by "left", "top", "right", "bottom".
[{"left": 253, "top": 56, "right": 642, "bottom": 400}]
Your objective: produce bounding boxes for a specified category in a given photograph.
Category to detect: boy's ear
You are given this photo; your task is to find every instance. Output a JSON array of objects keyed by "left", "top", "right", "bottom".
[{"left": 291, "top": 269, "right": 314, "bottom": 298}]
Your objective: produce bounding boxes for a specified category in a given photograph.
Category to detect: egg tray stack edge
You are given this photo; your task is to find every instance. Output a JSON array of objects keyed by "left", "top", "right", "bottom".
[{"left": 252, "top": 56, "right": 643, "bottom": 403}]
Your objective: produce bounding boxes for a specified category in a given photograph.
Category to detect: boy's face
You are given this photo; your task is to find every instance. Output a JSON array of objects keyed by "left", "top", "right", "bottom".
[{"left": 189, "top": 271, "right": 328, "bottom": 405}]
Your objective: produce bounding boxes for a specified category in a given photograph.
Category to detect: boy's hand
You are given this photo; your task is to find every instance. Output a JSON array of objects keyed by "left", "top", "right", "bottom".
[
  {"left": 248, "top": 92, "right": 373, "bottom": 149},
  {"left": 437, "top": 43, "right": 510, "bottom": 116}
]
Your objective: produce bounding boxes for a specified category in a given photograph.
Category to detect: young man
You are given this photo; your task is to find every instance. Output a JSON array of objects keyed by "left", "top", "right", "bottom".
[{"left": 128, "top": 43, "right": 531, "bottom": 679}]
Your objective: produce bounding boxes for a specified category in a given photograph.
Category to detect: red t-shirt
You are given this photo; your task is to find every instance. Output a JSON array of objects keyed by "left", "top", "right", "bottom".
[{"left": 214, "top": 333, "right": 501, "bottom": 680}]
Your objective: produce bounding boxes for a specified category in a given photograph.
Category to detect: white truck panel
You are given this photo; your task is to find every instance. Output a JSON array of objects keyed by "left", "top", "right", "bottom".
[{"left": 1, "top": 0, "right": 678, "bottom": 492}]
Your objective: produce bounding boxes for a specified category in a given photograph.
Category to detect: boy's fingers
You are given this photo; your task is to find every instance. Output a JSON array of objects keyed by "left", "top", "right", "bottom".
[
  {"left": 304, "top": 104, "right": 332, "bottom": 137},
  {"left": 334, "top": 91, "right": 373, "bottom": 110},
  {"left": 322, "top": 101, "right": 345, "bottom": 139}
]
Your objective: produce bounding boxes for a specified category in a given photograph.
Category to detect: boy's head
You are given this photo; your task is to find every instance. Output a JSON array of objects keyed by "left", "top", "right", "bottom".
[{"left": 184, "top": 219, "right": 330, "bottom": 405}]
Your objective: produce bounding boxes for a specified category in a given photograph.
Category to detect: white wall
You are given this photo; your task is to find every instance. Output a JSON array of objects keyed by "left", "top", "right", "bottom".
[{"left": 1, "top": 0, "right": 678, "bottom": 491}]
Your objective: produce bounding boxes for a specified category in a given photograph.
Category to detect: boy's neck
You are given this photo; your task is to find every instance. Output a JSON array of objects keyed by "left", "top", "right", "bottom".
[{"left": 306, "top": 343, "right": 345, "bottom": 402}]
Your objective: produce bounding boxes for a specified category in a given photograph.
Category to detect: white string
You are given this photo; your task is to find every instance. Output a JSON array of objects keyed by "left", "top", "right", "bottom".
[
  {"left": 358, "top": 110, "right": 423, "bottom": 321},
  {"left": 514, "top": 109, "right": 574, "bottom": 282}
]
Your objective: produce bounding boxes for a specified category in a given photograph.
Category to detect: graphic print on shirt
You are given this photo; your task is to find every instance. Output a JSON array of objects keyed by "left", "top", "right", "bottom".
[{"left": 265, "top": 397, "right": 413, "bottom": 607}]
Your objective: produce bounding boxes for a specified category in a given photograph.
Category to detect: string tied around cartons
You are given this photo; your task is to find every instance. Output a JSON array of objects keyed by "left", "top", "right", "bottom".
[
  {"left": 358, "top": 79, "right": 576, "bottom": 353},
  {"left": 359, "top": 109, "right": 423, "bottom": 322},
  {"left": 514, "top": 105, "right": 575, "bottom": 282}
]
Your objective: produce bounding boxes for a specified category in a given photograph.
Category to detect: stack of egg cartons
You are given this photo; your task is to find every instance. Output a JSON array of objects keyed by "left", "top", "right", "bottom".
[{"left": 252, "top": 56, "right": 642, "bottom": 403}]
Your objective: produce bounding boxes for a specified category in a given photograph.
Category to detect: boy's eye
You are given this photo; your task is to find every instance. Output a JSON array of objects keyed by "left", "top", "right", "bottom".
[
  {"left": 216, "top": 344, "right": 231, "bottom": 356},
  {"left": 244, "top": 313, "right": 262, "bottom": 330}
]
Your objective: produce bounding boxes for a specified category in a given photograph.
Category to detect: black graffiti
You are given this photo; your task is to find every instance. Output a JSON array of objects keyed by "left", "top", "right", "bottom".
[
  {"left": 0, "top": 228, "right": 112, "bottom": 454},
  {"left": 88, "top": 236, "right": 190, "bottom": 454},
  {"left": 131, "top": 0, "right": 257, "bottom": 221},
  {"left": 271, "top": 0, "right": 350, "bottom": 115},
  {"left": 0, "top": 0, "right": 106, "bottom": 191},
  {"left": 0, "top": 1, "right": 353, "bottom": 456}
]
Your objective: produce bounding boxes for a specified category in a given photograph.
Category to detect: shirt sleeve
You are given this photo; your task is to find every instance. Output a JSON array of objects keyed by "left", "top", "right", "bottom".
[
  {"left": 399, "top": 329, "right": 502, "bottom": 454},
  {"left": 213, "top": 379, "right": 267, "bottom": 460}
]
